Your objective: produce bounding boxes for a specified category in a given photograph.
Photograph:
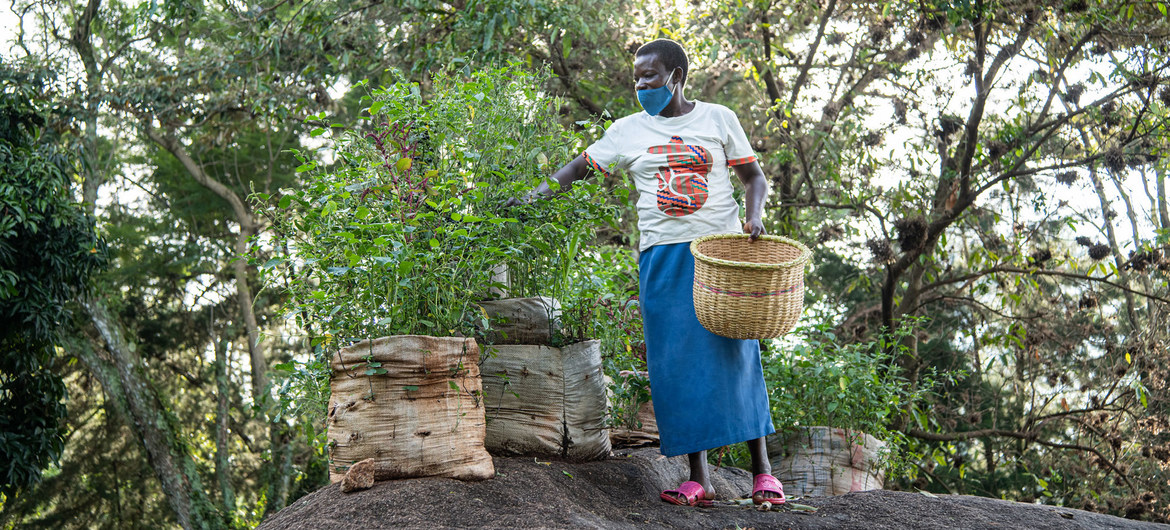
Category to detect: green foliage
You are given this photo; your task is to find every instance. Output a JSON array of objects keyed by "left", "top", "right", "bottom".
[
  {"left": 0, "top": 62, "right": 104, "bottom": 495},
  {"left": 257, "top": 62, "right": 614, "bottom": 344},
  {"left": 764, "top": 320, "right": 956, "bottom": 476},
  {"left": 7, "top": 0, "right": 1170, "bottom": 523},
  {"left": 552, "top": 247, "right": 649, "bottom": 429}
]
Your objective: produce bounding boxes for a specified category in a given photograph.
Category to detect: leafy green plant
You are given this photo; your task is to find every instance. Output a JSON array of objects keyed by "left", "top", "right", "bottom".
[
  {"left": 0, "top": 63, "right": 106, "bottom": 495},
  {"left": 254, "top": 62, "right": 614, "bottom": 346},
  {"left": 253, "top": 62, "right": 626, "bottom": 446},
  {"left": 760, "top": 319, "right": 958, "bottom": 476},
  {"left": 609, "top": 370, "right": 652, "bottom": 430}
]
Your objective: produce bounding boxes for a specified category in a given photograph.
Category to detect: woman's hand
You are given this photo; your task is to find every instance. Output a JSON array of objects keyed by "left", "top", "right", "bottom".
[
  {"left": 503, "top": 194, "right": 534, "bottom": 208},
  {"left": 743, "top": 218, "right": 765, "bottom": 241}
]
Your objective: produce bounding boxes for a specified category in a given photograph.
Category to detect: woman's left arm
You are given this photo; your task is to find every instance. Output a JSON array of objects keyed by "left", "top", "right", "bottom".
[{"left": 732, "top": 162, "right": 768, "bottom": 240}]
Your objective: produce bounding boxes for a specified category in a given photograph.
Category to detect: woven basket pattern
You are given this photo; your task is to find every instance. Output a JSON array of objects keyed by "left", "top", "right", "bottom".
[{"left": 690, "top": 234, "right": 811, "bottom": 340}]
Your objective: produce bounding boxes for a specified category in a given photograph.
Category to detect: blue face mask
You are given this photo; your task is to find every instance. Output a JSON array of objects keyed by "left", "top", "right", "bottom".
[{"left": 637, "top": 83, "right": 673, "bottom": 116}]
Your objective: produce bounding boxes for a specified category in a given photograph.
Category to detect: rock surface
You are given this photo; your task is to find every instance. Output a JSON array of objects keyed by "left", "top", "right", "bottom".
[{"left": 260, "top": 448, "right": 1169, "bottom": 529}]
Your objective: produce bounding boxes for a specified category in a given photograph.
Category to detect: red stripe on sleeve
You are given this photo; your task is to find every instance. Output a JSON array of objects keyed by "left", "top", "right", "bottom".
[{"left": 582, "top": 152, "right": 611, "bottom": 177}]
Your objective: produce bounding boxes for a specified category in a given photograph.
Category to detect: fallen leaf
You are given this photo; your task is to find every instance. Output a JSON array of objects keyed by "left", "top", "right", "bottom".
[
  {"left": 786, "top": 503, "right": 818, "bottom": 512},
  {"left": 533, "top": 458, "right": 551, "bottom": 466},
  {"left": 919, "top": 490, "right": 939, "bottom": 499},
  {"left": 562, "top": 470, "right": 573, "bottom": 478}
]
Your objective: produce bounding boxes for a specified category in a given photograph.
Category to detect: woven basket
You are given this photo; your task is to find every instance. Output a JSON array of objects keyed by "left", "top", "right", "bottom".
[{"left": 690, "top": 234, "right": 811, "bottom": 340}]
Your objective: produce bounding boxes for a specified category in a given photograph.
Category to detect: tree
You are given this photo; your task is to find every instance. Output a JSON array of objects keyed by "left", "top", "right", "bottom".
[
  {"left": 683, "top": 0, "right": 1169, "bottom": 514},
  {"left": 0, "top": 60, "right": 104, "bottom": 496}
]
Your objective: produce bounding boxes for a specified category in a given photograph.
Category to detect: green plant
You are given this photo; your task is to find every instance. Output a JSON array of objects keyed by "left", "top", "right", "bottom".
[
  {"left": 759, "top": 319, "right": 957, "bottom": 477},
  {"left": 0, "top": 63, "right": 106, "bottom": 495},
  {"left": 253, "top": 62, "right": 624, "bottom": 442},
  {"left": 609, "top": 370, "right": 652, "bottom": 430},
  {"left": 254, "top": 62, "right": 614, "bottom": 345}
]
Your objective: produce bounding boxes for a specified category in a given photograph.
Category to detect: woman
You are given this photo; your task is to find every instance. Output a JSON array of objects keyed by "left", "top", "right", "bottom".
[{"left": 515, "top": 38, "right": 784, "bottom": 507}]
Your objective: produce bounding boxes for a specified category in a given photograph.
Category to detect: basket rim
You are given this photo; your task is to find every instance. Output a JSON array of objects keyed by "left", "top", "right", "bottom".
[{"left": 689, "top": 233, "right": 812, "bottom": 270}]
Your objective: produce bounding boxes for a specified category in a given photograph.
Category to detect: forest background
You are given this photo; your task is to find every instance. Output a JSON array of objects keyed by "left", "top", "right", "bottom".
[{"left": 1, "top": 0, "right": 1168, "bottom": 528}]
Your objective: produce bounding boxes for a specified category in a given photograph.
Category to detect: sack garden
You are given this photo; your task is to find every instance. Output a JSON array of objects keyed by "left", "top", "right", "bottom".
[{"left": 253, "top": 63, "right": 929, "bottom": 494}]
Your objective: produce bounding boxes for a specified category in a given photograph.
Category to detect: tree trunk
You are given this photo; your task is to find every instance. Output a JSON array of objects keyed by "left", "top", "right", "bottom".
[
  {"left": 143, "top": 124, "right": 267, "bottom": 401},
  {"left": 76, "top": 297, "right": 221, "bottom": 529},
  {"left": 214, "top": 339, "right": 235, "bottom": 514},
  {"left": 1157, "top": 164, "right": 1169, "bottom": 232},
  {"left": 69, "top": 0, "right": 104, "bottom": 214},
  {"left": 264, "top": 424, "right": 293, "bottom": 516},
  {"left": 141, "top": 124, "right": 292, "bottom": 511}
]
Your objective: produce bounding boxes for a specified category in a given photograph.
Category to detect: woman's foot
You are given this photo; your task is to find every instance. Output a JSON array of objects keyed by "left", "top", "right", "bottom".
[
  {"left": 752, "top": 473, "right": 786, "bottom": 505},
  {"left": 660, "top": 480, "right": 715, "bottom": 506}
]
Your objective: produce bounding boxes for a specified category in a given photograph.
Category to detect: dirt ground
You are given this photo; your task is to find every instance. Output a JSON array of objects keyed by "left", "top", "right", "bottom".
[{"left": 260, "top": 448, "right": 1169, "bottom": 529}]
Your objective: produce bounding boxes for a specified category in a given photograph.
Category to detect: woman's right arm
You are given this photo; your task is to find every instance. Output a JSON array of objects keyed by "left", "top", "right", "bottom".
[{"left": 507, "top": 155, "right": 594, "bottom": 206}]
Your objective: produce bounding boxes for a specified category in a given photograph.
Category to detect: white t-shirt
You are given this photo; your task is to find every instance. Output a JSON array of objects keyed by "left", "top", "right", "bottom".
[{"left": 583, "top": 101, "right": 761, "bottom": 250}]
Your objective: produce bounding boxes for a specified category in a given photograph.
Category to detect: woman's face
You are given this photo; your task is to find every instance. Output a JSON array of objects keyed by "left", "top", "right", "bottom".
[{"left": 633, "top": 53, "right": 678, "bottom": 92}]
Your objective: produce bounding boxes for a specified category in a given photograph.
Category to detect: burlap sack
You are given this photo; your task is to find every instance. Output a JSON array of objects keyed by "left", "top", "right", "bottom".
[
  {"left": 767, "top": 427, "right": 885, "bottom": 497},
  {"left": 476, "top": 297, "right": 561, "bottom": 346},
  {"left": 480, "top": 340, "right": 610, "bottom": 460},
  {"left": 327, "top": 335, "right": 494, "bottom": 482}
]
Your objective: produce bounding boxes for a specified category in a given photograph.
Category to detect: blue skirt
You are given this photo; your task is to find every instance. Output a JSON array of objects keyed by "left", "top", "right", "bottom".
[{"left": 639, "top": 242, "right": 775, "bottom": 457}]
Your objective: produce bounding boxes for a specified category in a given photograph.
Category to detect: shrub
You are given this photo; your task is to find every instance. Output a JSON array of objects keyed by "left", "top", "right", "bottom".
[
  {"left": 256, "top": 62, "right": 615, "bottom": 345},
  {"left": 254, "top": 62, "right": 621, "bottom": 434},
  {"left": 763, "top": 319, "right": 956, "bottom": 477}
]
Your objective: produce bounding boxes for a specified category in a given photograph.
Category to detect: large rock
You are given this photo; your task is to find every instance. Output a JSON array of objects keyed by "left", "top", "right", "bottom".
[
  {"left": 259, "top": 449, "right": 1165, "bottom": 530},
  {"left": 619, "top": 447, "right": 753, "bottom": 501}
]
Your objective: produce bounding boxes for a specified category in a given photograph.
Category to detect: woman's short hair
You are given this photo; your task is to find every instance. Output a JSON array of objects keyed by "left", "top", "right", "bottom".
[{"left": 635, "top": 39, "right": 689, "bottom": 83}]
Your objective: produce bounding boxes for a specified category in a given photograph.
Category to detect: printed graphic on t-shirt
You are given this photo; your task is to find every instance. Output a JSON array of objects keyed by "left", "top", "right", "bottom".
[{"left": 649, "top": 136, "right": 712, "bottom": 217}]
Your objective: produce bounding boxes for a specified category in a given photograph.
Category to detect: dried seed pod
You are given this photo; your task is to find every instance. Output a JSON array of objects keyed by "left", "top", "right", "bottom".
[
  {"left": 893, "top": 98, "right": 908, "bottom": 124},
  {"left": 938, "top": 114, "right": 964, "bottom": 137},
  {"left": 867, "top": 238, "right": 894, "bottom": 264},
  {"left": 964, "top": 58, "right": 979, "bottom": 78},
  {"left": 894, "top": 216, "right": 928, "bottom": 252},
  {"left": 1056, "top": 171, "right": 1079, "bottom": 185},
  {"left": 1124, "top": 499, "right": 1148, "bottom": 519},
  {"left": 1029, "top": 249, "right": 1053, "bottom": 267},
  {"left": 1126, "top": 250, "right": 1158, "bottom": 272},
  {"left": 817, "top": 224, "right": 844, "bottom": 243},
  {"left": 987, "top": 140, "right": 1008, "bottom": 159}
]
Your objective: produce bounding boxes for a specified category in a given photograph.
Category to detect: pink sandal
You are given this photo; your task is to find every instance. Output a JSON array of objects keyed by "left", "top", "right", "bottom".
[
  {"left": 660, "top": 480, "right": 714, "bottom": 506},
  {"left": 752, "top": 474, "right": 786, "bottom": 505}
]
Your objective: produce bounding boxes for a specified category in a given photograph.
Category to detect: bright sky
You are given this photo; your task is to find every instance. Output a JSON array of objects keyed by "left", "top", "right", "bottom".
[{"left": 0, "top": 6, "right": 19, "bottom": 53}]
